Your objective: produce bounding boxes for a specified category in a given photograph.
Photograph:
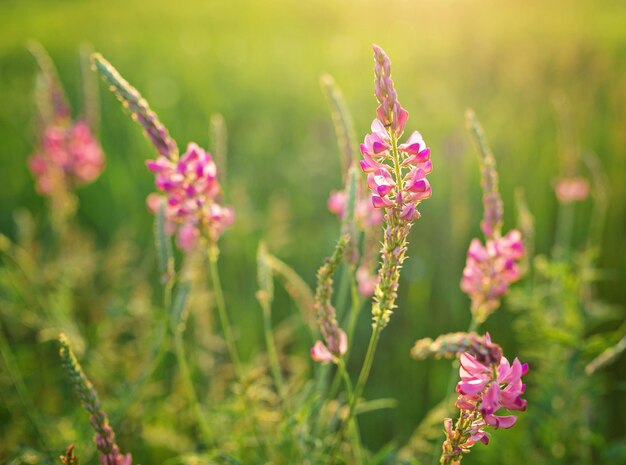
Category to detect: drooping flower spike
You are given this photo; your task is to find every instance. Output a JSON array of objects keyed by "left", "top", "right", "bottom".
[{"left": 92, "top": 54, "right": 233, "bottom": 251}]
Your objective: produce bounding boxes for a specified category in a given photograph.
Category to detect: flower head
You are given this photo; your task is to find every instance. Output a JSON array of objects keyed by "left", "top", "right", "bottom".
[
  {"left": 29, "top": 120, "right": 104, "bottom": 196},
  {"left": 146, "top": 142, "right": 234, "bottom": 251},
  {"left": 554, "top": 176, "right": 590, "bottom": 203},
  {"left": 360, "top": 47, "right": 432, "bottom": 222},
  {"left": 441, "top": 338, "right": 528, "bottom": 464},
  {"left": 460, "top": 230, "right": 524, "bottom": 322}
]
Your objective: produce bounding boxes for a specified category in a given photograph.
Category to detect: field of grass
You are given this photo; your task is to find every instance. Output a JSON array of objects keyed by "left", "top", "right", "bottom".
[{"left": 1, "top": 0, "right": 626, "bottom": 464}]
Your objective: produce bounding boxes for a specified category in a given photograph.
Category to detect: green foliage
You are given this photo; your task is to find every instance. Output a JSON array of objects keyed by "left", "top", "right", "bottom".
[{"left": 1, "top": 1, "right": 626, "bottom": 464}]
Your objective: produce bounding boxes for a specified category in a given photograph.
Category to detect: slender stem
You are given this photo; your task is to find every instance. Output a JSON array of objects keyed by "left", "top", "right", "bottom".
[
  {"left": 172, "top": 326, "right": 213, "bottom": 442},
  {"left": 345, "top": 272, "right": 363, "bottom": 354},
  {"left": 332, "top": 320, "right": 383, "bottom": 463},
  {"left": 337, "top": 359, "right": 363, "bottom": 465},
  {"left": 208, "top": 248, "right": 244, "bottom": 381},
  {"left": 553, "top": 203, "right": 575, "bottom": 260},
  {"left": 260, "top": 298, "right": 287, "bottom": 402},
  {"left": 329, "top": 270, "right": 362, "bottom": 398}
]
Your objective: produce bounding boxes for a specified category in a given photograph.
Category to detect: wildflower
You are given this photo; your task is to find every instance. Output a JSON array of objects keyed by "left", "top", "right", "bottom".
[
  {"left": 360, "top": 45, "right": 433, "bottom": 327},
  {"left": 29, "top": 120, "right": 104, "bottom": 195},
  {"left": 146, "top": 142, "right": 234, "bottom": 251},
  {"left": 460, "top": 230, "right": 524, "bottom": 322},
  {"left": 462, "top": 111, "right": 524, "bottom": 323},
  {"left": 554, "top": 176, "right": 590, "bottom": 203},
  {"left": 440, "top": 337, "right": 528, "bottom": 465}
]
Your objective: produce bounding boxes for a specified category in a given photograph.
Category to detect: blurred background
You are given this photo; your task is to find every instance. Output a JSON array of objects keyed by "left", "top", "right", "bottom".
[{"left": 1, "top": 0, "right": 625, "bottom": 464}]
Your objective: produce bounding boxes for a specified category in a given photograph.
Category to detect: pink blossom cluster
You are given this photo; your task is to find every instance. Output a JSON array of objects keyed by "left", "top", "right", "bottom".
[
  {"left": 460, "top": 230, "right": 524, "bottom": 317},
  {"left": 28, "top": 120, "right": 104, "bottom": 195},
  {"left": 441, "top": 345, "right": 528, "bottom": 464},
  {"left": 359, "top": 46, "right": 432, "bottom": 222},
  {"left": 146, "top": 142, "right": 234, "bottom": 251},
  {"left": 456, "top": 351, "right": 528, "bottom": 430},
  {"left": 554, "top": 176, "right": 590, "bottom": 203}
]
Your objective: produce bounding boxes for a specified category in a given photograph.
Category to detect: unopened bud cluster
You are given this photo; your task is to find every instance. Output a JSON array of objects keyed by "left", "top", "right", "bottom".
[{"left": 410, "top": 331, "right": 502, "bottom": 366}]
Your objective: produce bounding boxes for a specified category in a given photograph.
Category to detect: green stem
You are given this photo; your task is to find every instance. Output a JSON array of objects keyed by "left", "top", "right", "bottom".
[
  {"left": 172, "top": 325, "right": 213, "bottom": 442},
  {"left": 553, "top": 202, "right": 575, "bottom": 261},
  {"left": 345, "top": 272, "right": 363, "bottom": 354},
  {"left": 337, "top": 359, "right": 363, "bottom": 465},
  {"left": 329, "top": 270, "right": 362, "bottom": 399},
  {"left": 332, "top": 320, "right": 383, "bottom": 463},
  {"left": 261, "top": 298, "right": 287, "bottom": 402},
  {"left": 208, "top": 248, "right": 244, "bottom": 382}
]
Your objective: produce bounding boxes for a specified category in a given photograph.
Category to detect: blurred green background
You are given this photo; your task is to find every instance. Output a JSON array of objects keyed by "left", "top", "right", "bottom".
[{"left": 1, "top": 0, "right": 626, "bottom": 463}]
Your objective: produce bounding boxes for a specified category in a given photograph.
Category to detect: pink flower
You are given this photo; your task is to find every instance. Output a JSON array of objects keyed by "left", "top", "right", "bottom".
[
  {"left": 460, "top": 230, "right": 524, "bottom": 317},
  {"left": 554, "top": 177, "right": 590, "bottom": 203},
  {"left": 358, "top": 47, "right": 432, "bottom": 222},
  {"left": 28, "top": 120, "right": 104, "bottom": 195},
  {"left": 457, "top": 351, "right": 528, "bottom": 429},
  {"left": 146, "top": 142, "right": 233, "bottom": 250},
  {"left": 311, "top": 329, "right": 347, "bottom": 363}
]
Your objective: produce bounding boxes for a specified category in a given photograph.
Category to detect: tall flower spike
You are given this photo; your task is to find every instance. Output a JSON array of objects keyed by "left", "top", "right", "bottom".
[
  {"left": 440, "top": 337, "right": 528, "bottom": 465},
  {"left": 359, "top": 45, "right": 433, "bottom": 327},
  {"left": 465, "top": 110, "right": 502, "bottom": 239},
  {"left": 59, "top": 334, "right": 132, "bottom": 465},
  {"left": 93, "top": 54, "right": 233, "bottom": 250},
  {"left": 311, "top": 235, "right": 349, "bottom": 363},
  {"left": 462, "top": 110, "right": 523, "bottom": 323},
  {"left": 91, "top": 54, "right": 178, "bottom": 159},
  {"left": 27, "top": 44, "right": 105, "bottom": 225}
]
